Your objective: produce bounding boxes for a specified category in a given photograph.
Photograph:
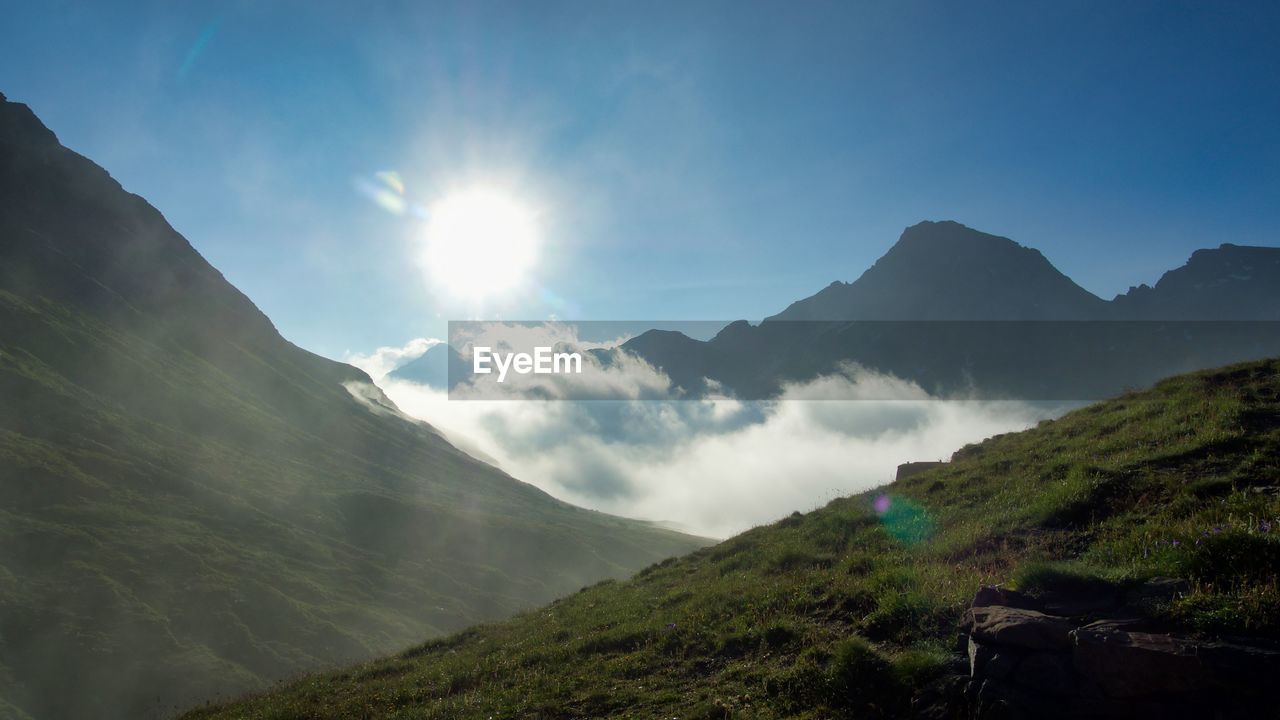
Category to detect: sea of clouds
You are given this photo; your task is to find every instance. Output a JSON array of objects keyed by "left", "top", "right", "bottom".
[{"left": 348, "top": 332, "right": 1070, "bottom": 538}]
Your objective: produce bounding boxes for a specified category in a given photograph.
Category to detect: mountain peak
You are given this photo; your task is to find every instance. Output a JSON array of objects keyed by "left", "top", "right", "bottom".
[
  {"left": 765, "top": 221, "right": 1106, "bottom": 321},
  {"left": 712, "top": 319, "right": 754, "bottom": 342},
  {"left": 890, "top": 220, "right": 1035, "bottom": 259},
  {"left": 1, "top": 92, "right": 60, "bottom": 148}
]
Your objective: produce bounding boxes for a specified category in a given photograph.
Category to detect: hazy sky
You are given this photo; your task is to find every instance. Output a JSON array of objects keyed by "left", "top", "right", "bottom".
[{"left": 4, "top": 1, "right": 1278, "bottom": 359}]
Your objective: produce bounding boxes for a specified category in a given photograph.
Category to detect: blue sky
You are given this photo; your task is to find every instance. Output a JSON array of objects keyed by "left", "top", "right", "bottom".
[{"left": 3, "top": 1, "right": 1278, "bottom": 360}]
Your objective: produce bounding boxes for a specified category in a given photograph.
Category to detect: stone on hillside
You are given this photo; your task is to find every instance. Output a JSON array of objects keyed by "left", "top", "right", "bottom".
[
  {"left": 968, "top": 637, "right": 1019, "bottom": 680},
  {"left": 972, "top": 585, "right": 1041, "bottom": 611},
  {"left": 1014, "top": 652, "right": 1075, "bottom": 696},
  {"left": 973, "top": 678, "right": 1072, "bottom": 720},
  {"left": 1198, "top": 637, "right": 1280, "bottom": 689},
  {"left": 911, "top": 674, "right": 969, "bottom": 720},
  {"left": 1040, "top": 590, "right": 1119, "bottom": 617},
  {"left": 1072, "top": 623, "right": 1205, "bottom": 698},
  {"left": 965, "top": 606, "right": 1075, "bottom": 650},
  {"left": 896, "top": 460, "right": 946, "bottom": 481}
]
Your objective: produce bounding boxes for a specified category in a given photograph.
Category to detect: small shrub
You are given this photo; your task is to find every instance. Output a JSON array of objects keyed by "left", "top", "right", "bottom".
[
  {"left": 827, "top": 636, "right": 902, "bottom": 712},
  {"left": 860, "top": 591, "right": 945, "bottom": 643},
  {"left": 766, "top": 646, "right": 830, "bottom": 711},
  {"left": 891, "top": 644, "right": 951, "bottom": 687},
  {"left": 769, "top": 548, "right": 833, "bottom": 573},
  {"left": 715, "top": 629, "right": 758, "bottom": 657},
  {"left": 762, "top": 621, "right": 799, "bottom": 649}
]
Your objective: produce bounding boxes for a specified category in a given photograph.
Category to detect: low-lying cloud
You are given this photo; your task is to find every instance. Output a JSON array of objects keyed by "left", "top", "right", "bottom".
[
  {"left": 363, "top": 345, "right": 1067, "bottom": 537},
  {"left": 346, "top": 337, "right": 441, "bottom": 381}
]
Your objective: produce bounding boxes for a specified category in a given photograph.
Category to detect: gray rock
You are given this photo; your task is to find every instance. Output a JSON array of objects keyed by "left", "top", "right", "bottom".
[
  {"left": 1014, "top": 651, "right": 1075, "bottom": 696},
  {"left": 1041, "top": 590, "right": 1119, "bottom": 617},
  {"left": 986, "top": 651, "right": 1020, "bottom": 681},
  {"left": 910, "top": 674, "right": 968, "bottom": 720},
  {"left": 1072, "top": 624, "right": 1205, "bottom": 698},
  {"left": 973, "top": 585, "right": 1042, "bottom": 611},
  {"left": 971, "top": 638, "right": 1022, "bottom": 681},
  {"left": 969, "top": 636, "right": 993, "bottom": 676},
  {"left": 896, "top": 460, "right": 946, "bottom": 481},
  {"left": 965, "top": 605, "right": 1076, "bottom": 650},
  {"left": 975, "top": 679, "right": 1016, "bottom": 720},
  {"left": 1198, "top": 636, "right": 1280, "bottom": 690},
  {"left": 943, "top": 651, "right": 970, "bottom": 676},
  {"left": 975, "top": 678, "right": 1071, "bottom": 720}
]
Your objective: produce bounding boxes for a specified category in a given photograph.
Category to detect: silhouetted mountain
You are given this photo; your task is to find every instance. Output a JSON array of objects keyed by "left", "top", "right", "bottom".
[
  {"left": 1112, "top": 243, "right": 1280, "bottom": 319},
  {"left": 766, "top": 221, "right": 1108, "bottom": 321},
  {"left": 0, "top": 92, "right": 707, "bottom": 720},
  {"left": 613, "top": 329, "right": 731, "bottom": 396},
  {"left": 620, "top": 223, "right": 1280, "bottom": 400},
  {"left": 386, "top": 343, "right": 470, "bottom": 388}
]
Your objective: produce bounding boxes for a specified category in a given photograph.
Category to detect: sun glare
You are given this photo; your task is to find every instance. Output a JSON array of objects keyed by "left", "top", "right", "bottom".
[{"left": 421, "top": 187, "right": 540, "bottom": 301}]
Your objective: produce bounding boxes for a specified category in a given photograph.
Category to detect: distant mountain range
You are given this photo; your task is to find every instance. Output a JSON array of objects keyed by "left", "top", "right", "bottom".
[
  {"left": 398, "top": 223, "right": 1280, "bottom": 401},
  {"left": 0, "top": 92, "right": 707, "bottom": 720},
  {"left": 1111, "top": 241, "right": 1280, "bottom": 320},
  {"left": 767, "top": 221, "right": 1280, "bottom": 322},
  {"left": 615, "top": 222, "right": 1280, "bottom": 400}
]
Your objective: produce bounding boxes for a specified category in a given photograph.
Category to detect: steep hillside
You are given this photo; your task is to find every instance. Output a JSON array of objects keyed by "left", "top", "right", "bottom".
[
  {"left": 188, "top": 358, "right": 1280, "bottom": 719},
  {"left": 0, "top": 93, "right": 707, "bottom": 720}
]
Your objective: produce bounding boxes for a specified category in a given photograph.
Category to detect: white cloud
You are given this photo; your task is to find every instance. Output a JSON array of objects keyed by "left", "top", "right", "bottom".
[
  {"left": 375, "top": 363, "right": 1066, "bottom": 539},
  {"left": 345, "top": 337, "right": 441, "bottom": 380}
]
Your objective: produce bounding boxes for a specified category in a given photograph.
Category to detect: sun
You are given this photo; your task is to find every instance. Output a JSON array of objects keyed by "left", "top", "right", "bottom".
[{"left": 421, "top": 187, "right": 540, "bottom": 301}]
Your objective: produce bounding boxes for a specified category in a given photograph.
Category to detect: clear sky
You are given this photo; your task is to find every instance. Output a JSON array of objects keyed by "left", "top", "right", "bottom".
[{"left": 3, "top": 1, "right": 1278, "bottom": 360}]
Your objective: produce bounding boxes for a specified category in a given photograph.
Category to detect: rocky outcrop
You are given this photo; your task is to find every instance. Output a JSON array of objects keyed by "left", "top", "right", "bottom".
[
  {"left": 897, "top": 461, "right": 947, "bottom": 481},
  {"left": 965, "top": 605, "right": 1075, "bottom": 651},
  {"left": 914, "top": 581, "right": 1280, "bottom": 719}
]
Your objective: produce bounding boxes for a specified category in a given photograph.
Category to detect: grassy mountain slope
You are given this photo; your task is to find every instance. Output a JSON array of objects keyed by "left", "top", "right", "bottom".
[
  {"left": 0, "top": 93, "right": 707, "bottom": 720},
  {"left": 189, "top": 358, "right": 1280, "bottom": 719}
]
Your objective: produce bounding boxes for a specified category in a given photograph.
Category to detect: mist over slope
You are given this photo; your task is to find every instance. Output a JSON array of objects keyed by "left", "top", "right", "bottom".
[
  {"left": 0, "top": 92, "right": 707, "bottom": 720},
  {"left": 187, "top": 358, "right": 1280, "bottom": 719}
]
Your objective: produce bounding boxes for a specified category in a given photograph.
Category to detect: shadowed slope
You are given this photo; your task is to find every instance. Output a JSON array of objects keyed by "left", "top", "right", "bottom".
[{"left": 0, "top": 93, "right": 708, "bottom": 720}]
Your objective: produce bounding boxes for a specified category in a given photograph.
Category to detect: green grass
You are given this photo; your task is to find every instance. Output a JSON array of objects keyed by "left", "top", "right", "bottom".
[{"left": 186, "top": 358, "right": 1280, "bottom": 719}]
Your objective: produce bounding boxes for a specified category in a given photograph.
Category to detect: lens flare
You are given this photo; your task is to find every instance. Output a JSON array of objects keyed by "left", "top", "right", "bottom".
[
  {"left": 873, "top": 494, "right": 934, "bottom": 544},
  {"left": 354, "top": 171, "right": 409, "bottom": 215}
]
